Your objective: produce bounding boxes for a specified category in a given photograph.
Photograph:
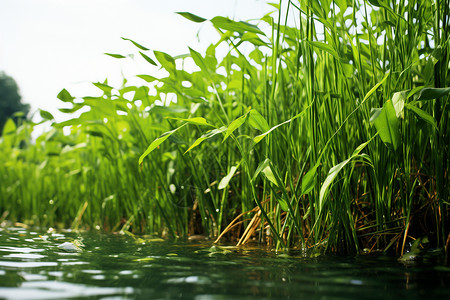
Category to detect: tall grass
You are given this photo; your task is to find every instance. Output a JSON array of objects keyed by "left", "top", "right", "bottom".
[{"left": 1, "top": 0, "right": 448, "bottom": 255}]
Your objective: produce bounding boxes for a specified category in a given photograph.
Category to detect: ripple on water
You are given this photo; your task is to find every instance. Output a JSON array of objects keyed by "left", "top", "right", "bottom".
[
  {"left": 60, "top": 261, "right": 90, "bottom": 266},
  {"left": 4, "top": 253, "right": 46, "bottom": 259},
  {"left": 118, "top": 270, "right": 133, "bottom": 275},
  {"left": 47, "top": 271, "right": 64, "bottom": 278},
  {"left": 91, "top": 274, "right": 106, "bottom": 280},
  {"left": 21, "top": 274, "right": 48, "bottom": 281},
  {"left": 81, "top": 269, "right": 103, "bottom": 274},
  {"left": 0, "top": 261, "right": 58, "bottom": 268},
  {"left": 0, "top": 281, "right": 134, "bottom": 300},
  {"left": 166, "top": 275, "right": 213, "bottom": 285},
  {"left": 1, "top": 229, "right": 449, "bottom": 300},
  {"left": 0, "top": 247, "right": 45, "bottom": 253}
]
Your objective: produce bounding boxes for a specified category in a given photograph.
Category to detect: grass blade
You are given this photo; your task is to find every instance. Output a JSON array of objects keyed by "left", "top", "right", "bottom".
[{"left": 176, "top": 12, "right": 207, "bottom": 23}]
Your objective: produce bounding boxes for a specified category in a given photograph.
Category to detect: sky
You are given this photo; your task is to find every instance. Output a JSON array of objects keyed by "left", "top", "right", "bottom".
[{"left": 0, "top": 0, "right": 271, "bottom": 121}]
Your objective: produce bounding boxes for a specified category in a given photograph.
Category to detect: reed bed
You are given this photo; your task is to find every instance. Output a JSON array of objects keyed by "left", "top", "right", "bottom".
[{"left": 1, "top": 0, "right": 449, "bottom": 255}]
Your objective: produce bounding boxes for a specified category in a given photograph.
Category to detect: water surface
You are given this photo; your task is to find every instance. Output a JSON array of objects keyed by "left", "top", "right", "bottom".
[{"left": 0, "top": 227, "right": 449, "bottom": 299}]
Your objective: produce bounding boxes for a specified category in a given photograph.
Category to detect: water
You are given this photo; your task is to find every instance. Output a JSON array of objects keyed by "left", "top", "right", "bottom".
[{"left": 1, "top": 227, "right": 449, "bottom": 300}]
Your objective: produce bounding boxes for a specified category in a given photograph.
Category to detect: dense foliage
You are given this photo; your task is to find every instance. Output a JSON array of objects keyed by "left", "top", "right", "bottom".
[
  {"left": 0, "top": 72, "right": 29, "bottom": 133},
  {"left": 1, "top": 0, "right": 449, "bottom": 255}
]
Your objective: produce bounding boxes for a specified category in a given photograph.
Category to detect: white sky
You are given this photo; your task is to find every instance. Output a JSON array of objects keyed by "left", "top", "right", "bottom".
[{"left": 0, "top": 0, "right": 271, "bottom": 120}]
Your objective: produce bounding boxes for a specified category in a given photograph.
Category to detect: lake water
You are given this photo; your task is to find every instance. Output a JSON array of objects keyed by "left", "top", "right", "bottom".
[{"left": 0, "top": 226, "right": 449, "bottom": 299}]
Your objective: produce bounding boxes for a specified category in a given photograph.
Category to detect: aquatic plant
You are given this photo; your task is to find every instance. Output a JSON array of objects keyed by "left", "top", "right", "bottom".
[{"left": 1, "top": 0, "right": 448, "bottom": 255}]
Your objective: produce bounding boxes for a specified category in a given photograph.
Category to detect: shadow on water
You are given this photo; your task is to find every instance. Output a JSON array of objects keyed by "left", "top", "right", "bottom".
[{"left": 0, "top": 227, "right": 449, "bottom": 300}]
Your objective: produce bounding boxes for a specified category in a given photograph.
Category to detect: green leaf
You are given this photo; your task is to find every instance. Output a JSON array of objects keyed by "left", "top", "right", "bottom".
[
  {"left": 59, "top": 104, "right": 84, "bottom": 114},
  {"left": 85, "top": 130, "right": 103, "bottom": 138},
  {"left": 185, "top": 137, "right": 207, "bottom": 154},
  {"left": 2, "top": 118, "right": 16, "bottom": 136},
  {"left": 405, "top": 103, "right": 438, "bottom": 130},
  {"left": 262, "top": 165, "right": 278, "bottom": 187},
  {"left": 169, "top": 117, "right": 214, "bottom": 127},
  {"left": 351, "top": 139, "right": 373, "bottom": 156},
  {"left": 407, "top": 86, "right": 425, "bottom": 99},
  {"left": 168, "top": 133, "right": 187, "bottom": 145},
  {"left": 252, "top": 158, "right": 280, "bottom": 188},
  {"left": 417, "top": 87, "right": 450, "bottom": 100},
  {"left": 253, "top": 103, "right": 312, "bottom": 143},
  {"left": 335, "top": 0, "right": 349, "bottom": 10},
  {"left": 301, "top": 161, "right": 319, "bottom": 195},
  {"left": 185, "top": 126, "right": 227, "bottom": 153},
  {"left": 121, "top": 37, "right": 150, "bottom": 51},
  {"left": 240, "top": 32, "right": 269, "bottom": 47},
  {"left": 139, "top": 125, "right": 186, "bottom": 166},
  {"left": 223, "top": 113, "right": 248, "bottom": 141},
  {"left": 249, "top": 48, "right": 264, "bottom": 65},
  {"left": 370, "top": 100, "right": 401, "bottom": 151},
  {"left": 137, "top": 74, "right": 159, "bottom": 82},
  {"left": 12, "top": 111, "right": 25, "bottom": 118},
  {"left": 82, "top": 97, "right": 115, "bottom": 116},
  {"left": 306, "top": 41, "right": 339, "bottom": 60},
  {"left": 267, "top": 161, "right": 294, "bottom": 212},
  {"left": 362, "top": 71, "right": 390, "bottom": 103},
  {"left": 176, "top": 12, "right": 207, "bottom": 23},
  {"left": 218, "top": 165, "right": 239, "bottom": 190},
  {"left": 211, "top": 16, "right": 264, "bottom": 35},
  {"left": 319, "top": 140, "right": 372, "bottom": 214},
  {"left": 189, "top": 47, "right": 211, "bottom": 78},
  {"left": 105, "top": 53, "right": 126, "bottom": 59},
  {"left": 366, "top": 0, "right": 400, "bottom": 22},
  {"left": 273, "top": 193, "right": 289, "bottom": 212},
  {"left": 346, "top": 32, "right": 361, "bottom": 72},
  {"left": 39, "top": 109, "right": 54, "bottom": 121},
  {"left": 367, "top": 0, "right": 386, "bottom": 7},
  {"left": 254, "top": 122, "right": 285, "bottom": 143},
  {"left": 391, "top": 91, "right": 407, "bottom": 118},
  {"left": 369, "top": 107, "right": 383, "bottom": 122},
  {"left": 183, "top": 117, "right": 214, "bottom": 126},
  {"left": 319, "top": 156, "right": 352, "bottom": 212},
  {"left": 139, "top": 51, "right": 157, "bottom": 66},
  {"left": 252, "top": 158, "right": 270, "bottom": 182},
  {"left": 93, "top": 82, "right": 113, "bottom": 95},
  {"left": 248, "top": 109, "right": 270, "bottom": 132},
  {"left": 57, "top": 88, "right": 74, "bottom": 103},
  {"left": 132, "top": 86, "right": 150, "bottom": 101},
  {"left": 149, "top": 105, "right": 188, "bottom": 115},
  {"left": 154, "top": 51, "right": 176, "bottom": 74}
]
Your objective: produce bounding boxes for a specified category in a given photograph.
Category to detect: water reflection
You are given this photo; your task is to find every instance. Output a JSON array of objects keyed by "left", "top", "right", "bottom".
[{"left": 0, "top": 227, "right": 449, "bottom": 299}]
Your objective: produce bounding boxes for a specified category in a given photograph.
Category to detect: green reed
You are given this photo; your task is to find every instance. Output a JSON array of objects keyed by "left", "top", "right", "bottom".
[{"left": 0, "top": 0, "right": 448, "bottom": 254}]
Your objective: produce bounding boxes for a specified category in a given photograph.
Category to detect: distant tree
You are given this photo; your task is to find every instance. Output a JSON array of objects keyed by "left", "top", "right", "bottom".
[{"left": 0, "top": 72, "right": 29, "bottom": 133}]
